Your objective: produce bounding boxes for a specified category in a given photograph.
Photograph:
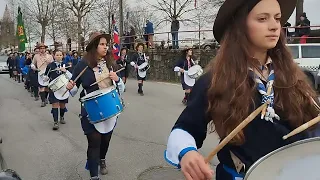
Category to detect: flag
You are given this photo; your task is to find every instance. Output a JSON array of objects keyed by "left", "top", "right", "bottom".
[
  {"left": 194, "top": 0, "right": 197, "bottom": 8},
  {"left": 112, "top": 14, "right": 120, "bottom": 60},
  {"left": 16, "top": 7, "right": 27, "bottom": 52}
]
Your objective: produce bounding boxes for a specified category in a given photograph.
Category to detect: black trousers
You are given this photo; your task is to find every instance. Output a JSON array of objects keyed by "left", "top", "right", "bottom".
[{"left": 86, "top": 130, "right": 113, "bottom": 177}]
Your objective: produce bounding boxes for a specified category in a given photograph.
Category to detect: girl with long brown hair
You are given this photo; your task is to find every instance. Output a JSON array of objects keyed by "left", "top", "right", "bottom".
[
  {"left": 66, "top": 32, "right": 125, "bottom": 180},
  {"left": 164, "top": 0, "right": 320, "bottom": 179}
]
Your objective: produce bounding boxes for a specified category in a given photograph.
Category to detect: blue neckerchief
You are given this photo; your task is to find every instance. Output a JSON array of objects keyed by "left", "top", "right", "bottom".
[
  {"left": 249, "top": 63, "right": 279, "bottom": 122},
  {"left": 54, "top": 61, "right": 63, "bottom": 74}
]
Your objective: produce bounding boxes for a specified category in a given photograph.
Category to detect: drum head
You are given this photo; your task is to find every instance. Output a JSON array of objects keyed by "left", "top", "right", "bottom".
[
  {"left": 187, "top": 65, "right": 201, "bottom": 76},
  {"left": 184, "top": 72, "right": 195, "bottom": 87},
  {"left": 80, "top": 86, "right": 116, "bottom": 102},
  {"left": 138, "top": 62, "right": 148, "bottom": 70},
  {"left": 245, "top": 137, "right": 320, "bottom": 180},
  {"left": 38, "top": 73, "right": 49, "bottom": 86}
]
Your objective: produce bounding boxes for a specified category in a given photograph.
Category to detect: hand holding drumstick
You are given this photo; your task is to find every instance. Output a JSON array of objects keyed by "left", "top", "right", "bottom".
[
  {"left": 90, "top": 68, "right": 125, "bottom": 86},
  {"left": 63, "top": 66, "right": 88, "bottom": 96},
  {"left": 179, "top": 103, "right": 268, "bottom": 180}
]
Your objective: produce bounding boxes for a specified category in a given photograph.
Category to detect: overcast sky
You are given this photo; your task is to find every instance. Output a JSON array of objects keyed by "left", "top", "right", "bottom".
[{"left": 0, "top": 0, "right": 319, "bottom": 43}]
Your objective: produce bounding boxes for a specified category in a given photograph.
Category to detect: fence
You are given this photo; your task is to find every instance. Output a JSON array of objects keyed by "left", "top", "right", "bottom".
[{"left": 8, "top": 25, "right": 320, "bottom": 83}]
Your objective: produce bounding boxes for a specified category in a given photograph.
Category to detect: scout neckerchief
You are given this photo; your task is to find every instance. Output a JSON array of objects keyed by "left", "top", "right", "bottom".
[
  {"left": 55, "top": 61, "right": 64, "bottom": 74},
  {"left": 249, "top": 58, "right": 280, "bottom": 122}
]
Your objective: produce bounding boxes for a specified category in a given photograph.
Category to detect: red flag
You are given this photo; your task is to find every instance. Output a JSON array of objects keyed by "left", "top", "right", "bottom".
[{"left": 194, "top": 0, "right": 197, "bottom": 8}]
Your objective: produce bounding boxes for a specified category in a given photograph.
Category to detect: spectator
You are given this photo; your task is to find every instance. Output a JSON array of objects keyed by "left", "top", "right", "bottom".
[
  {"left": 171, "top": 17, "right": 180, "bottom": 49},
  {"left": 296, "top": 12, "right": 311, "bottom": 43},
  {"left": 145, "top": 20, "right": 154, "bottom": 48},
  {"left": 129, "top": 26, "right": 136, "bottom": 50}
]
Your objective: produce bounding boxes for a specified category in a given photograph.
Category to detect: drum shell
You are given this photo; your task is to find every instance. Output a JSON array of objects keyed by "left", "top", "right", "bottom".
[
  {"left": 48, "top": 74, "right": 69, "bottom": 92},
  {"left": 80, "top": 88, "right": 123, "bottom": 124},
  {"left": 187, "top": 65, "right": 203, "bottom": 79}
]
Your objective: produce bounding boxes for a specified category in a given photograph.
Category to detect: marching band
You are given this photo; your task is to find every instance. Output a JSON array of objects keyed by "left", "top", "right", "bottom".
[{"left": 4, "top": 1, "right": 320, "bottom": 179}]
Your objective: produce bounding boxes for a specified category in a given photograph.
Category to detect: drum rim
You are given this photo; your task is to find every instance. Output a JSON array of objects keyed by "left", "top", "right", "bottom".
[
  {"left": 187, "top": 65, "right": 202, "bottom": 76},
  {"left": 88, "top": 110, "right": 123, "bottom": 124},
  {"left": 244, "top": 137, "right": 320, "bottom": 179},
  {"left": 80, "top": 86, "right": 117, "bottom": 102}
]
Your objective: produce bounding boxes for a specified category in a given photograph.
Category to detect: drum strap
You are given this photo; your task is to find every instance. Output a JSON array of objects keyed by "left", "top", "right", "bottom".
[{"left": 230, "top": 151, "right": 245, "bottom": 173}]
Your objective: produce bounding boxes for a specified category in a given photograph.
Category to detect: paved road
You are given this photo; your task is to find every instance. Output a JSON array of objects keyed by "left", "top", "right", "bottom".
[{"left": 0, "top": 74, "right": 219, "bottom": 180}]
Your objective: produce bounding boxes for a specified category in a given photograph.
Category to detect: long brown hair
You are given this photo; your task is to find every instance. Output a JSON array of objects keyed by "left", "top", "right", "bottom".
[
  {"left": 206, "top": 5, "right": 319, "bottom": 145},
  {"left": 84, "top": 38, "right": 119, "bottom": 70}
]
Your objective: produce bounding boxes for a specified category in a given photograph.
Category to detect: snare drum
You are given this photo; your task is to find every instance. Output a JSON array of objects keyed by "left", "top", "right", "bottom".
[
  {"left": 245, "top": 137, "right": 320, "bottom": 180},
  {"left": 138, "top": 62, "right": 150, "bottom": 72},
  {"left": 187, "top": 65, "right": 203, "bottom": 79},
  {"left": 48, "top": 74, "right": 69, "bottom": 92},
  {"left": 38, "top": 71, "right": 49, "bottom": 86},
  {"left": 80, "top": 86, "right": 123, "bottom": 124}
]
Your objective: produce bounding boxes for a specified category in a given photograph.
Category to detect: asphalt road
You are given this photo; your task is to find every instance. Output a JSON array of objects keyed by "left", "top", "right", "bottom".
[{"left": 0, "top": 74, "right": 219, "bottom": 180}]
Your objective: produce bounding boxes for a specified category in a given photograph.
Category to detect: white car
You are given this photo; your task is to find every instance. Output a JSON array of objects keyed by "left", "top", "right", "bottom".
[
  {"left": 0, "top": 56, "right": 9, "bottom": 74},
  {"left": 287, "top": 43, "right": 320, "bottom": 90}
]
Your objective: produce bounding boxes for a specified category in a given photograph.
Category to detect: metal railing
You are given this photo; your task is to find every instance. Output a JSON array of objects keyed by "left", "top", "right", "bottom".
[{"left": 18, "top": 25, "right": 320, "bottom": 53}]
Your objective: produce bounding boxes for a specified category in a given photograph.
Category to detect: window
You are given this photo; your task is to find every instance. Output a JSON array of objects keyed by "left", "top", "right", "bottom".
[
  {"left": 288, "top": 45, "right": 299, "bottom": 59},
  {"left": 301, "top": 46, "right": 320, "bottom": 58}
]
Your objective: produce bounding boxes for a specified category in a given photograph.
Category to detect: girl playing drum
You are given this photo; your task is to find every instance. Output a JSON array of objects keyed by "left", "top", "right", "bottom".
[
  {"left": 130, "top": 42, "right": 149, "bottom": 96},
  {"left": 164, "top": 0, "right": 320, "bottom": 179},
  {"left": 116, "top": 47, "right": 130, "bottom": 86},
  {"left": 66, "top": 32, "right": 125, "bottom": 180},
  {"left": 174, "top": 47, "right": 195, "bottom": 105},
  {"left": 44, "top": 50, "right": 72, "bottom": 130}
]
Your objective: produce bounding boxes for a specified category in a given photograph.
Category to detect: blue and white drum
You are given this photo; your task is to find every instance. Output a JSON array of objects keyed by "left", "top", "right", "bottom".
[
  {"left": 80, "top": 86, "right": 123, "bottom": 124},
  {"left": 245, "top": 137, "right": 320, "bottom": 180}
]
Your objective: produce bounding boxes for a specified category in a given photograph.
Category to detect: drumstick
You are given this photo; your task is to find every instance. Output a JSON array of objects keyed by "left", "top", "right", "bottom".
[
  {"left": 89, "top": 68, "right": 125, "bottom": 87},
  {"left": 283, "top": 116, "right": 320, "bottom": 140},
  {"left": 62, "top": 66, "right": 88, "bottom": 96},
  {"left": 261, "top": 81, "right": 274, "bottom": 119},
  {"left": 50, "top": 66, "right": 72, "bottom": 72},
  {"left": 205, "top": 102, "right": 268, "bottom": 163}
]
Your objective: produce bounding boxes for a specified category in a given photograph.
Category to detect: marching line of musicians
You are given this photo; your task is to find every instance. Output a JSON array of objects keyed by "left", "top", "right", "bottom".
[{"left": 5, "top": 33, "right": 202, "bottom": 180}]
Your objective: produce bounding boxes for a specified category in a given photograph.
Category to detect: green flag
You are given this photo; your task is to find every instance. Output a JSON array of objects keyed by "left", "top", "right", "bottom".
[{"left": 16, "top": 7, "right": 27, "bottom": 52}]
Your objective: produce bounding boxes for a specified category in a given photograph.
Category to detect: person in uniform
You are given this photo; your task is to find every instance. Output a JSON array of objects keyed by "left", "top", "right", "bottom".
[
  {"left": 29, "top": 48, "right": 40, "bottom": 100},
  {"left": 31, "top": 43, "right": 54, "bottom": 107},
  {"left": 116, "top": 47, "right": 130, "bottom": 86},
  {"left": 44, "top": 50, "right": 72, "bottom": 130},
  {"left": 66, "top": 32, "right": 125, "bottom": 180},
  {"left": 6, "top": 53, "right": 14, "bottom": 78},
  {"left": 13, "top": 52, "right": 20, "bottom": 83},
  {"left": 130, "top": 42, "right": 150, "bottom": 96},
  {"left": 22, "top": 52, "right": 32, "bottom": 91},
  {"left": 164, "top": 0, "right": 320, "bottom": 180},
  {"left": 174, "top": 47, "right": 196, "bottom": 105}
]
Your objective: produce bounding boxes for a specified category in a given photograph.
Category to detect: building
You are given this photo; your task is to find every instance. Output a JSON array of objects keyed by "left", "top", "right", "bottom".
[{"left": 0, "top": 5, "right": 16, "bottom": 49}]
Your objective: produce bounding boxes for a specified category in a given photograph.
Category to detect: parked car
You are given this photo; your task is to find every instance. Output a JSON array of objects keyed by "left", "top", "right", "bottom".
[
  {"left": 193, "top": 39, "right": 219, "bottom": 50},
  {"left": 287, "top": 43, "right": 320, "bottom": 90},
  {"left": 0, "top": 56, "right": 9, "bottom": 74}
]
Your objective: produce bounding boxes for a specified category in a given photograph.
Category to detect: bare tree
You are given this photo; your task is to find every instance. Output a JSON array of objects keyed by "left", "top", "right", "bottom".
[
  {"left": 64, "top": 0, "right": 98, "bottom": 51},
  {"left": 93, "top": 0, "right": 119, "bottom": 34},
  {"left": 126, "top": 6, "right": 162, "bottom": 36},
  {"left": 146, "top": 0, "right": 196, "bottom": 27},
  {"left": 20, "top": 0, "right": 57, "bottom": 43}
]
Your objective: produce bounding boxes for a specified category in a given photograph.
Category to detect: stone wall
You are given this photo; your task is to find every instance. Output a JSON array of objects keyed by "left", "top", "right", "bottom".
[{"left": 127, "top": 49, "right": 217, "bottom": 83}]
